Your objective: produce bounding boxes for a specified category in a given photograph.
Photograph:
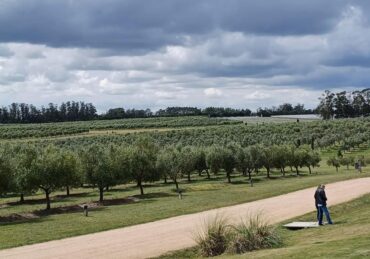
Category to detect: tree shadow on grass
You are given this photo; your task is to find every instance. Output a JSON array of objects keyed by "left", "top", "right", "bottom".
[
  {"left": 106, "top": 185, "right": 138, "bottom": 193},
  {"left": 4, "top": 192, "right": 92, "bottom": 207},
  {"left": 0, "top": 206, "right": 107, "bottom": 226},
  {"left": 0, "top": 195, "right": 143, "bottom": 225},
  {"left": 132, "top": 192, "right": 174, "bottom": 200}
]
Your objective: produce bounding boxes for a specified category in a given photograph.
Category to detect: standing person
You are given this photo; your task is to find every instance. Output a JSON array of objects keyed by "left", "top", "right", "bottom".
[
  {"left": 318, "top": 184, "right": 333, "bottom": 225},
  {"left": 314, "top": 185, "right": 322, "bottom": 222}
]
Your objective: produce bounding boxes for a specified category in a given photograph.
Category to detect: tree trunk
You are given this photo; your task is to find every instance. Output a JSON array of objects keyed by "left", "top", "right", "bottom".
[
  {"left": 106, "top": 185, "right": 109, "bottom": 191},
  {"left": 99, "top": 187, "right": 104, "bottom": 202},
  {"left": 174, "top": 179, "right": 179, "bottom": 191},
  {"left": 266, "top": 168, "right": 270, "bottom": 178},
  {"left": 187, "top": 172, "right": 191, "bottom": 182},
  {"left": 227, "top": 172, "right": 231, "bottom": 183},
  {"left": 206, "top": 169, "right": 210, "bottom": 179},
  {"left": 66, "top": 186, "right": 70, "bottom": 196},
  {"left": 248, "top": 170, "right": 252, "bottom": 180},
  {"left": 20, "top": 193, "right": 24, "bottom": 203},
  {"left": 164, "top": 175, "right": 167, "bottom": 184},
  {"left": 295, "top": 166, "right": 299, "bottom": 175},
  {"left": 308, "top": 166, "right": 312, "bottom": 174},
  {"left": 138, "top": 179, "right": 144, "bottom": 195},
  {"left": 45, "top": 190, "right": 51, "bottom": 210},
  {"left": 198, "top": 170, "right": 202, "bottom": 177},
  {"left": 336, "top": 166, "right": 339, "bottom": 172}
]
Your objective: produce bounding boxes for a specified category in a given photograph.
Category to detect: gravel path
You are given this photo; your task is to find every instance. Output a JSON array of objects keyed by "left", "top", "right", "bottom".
[{"left": 1, "top": 177, "right": 370, "bottom": 259}]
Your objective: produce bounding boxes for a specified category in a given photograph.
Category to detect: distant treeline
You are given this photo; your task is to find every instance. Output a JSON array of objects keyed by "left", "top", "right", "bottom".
[
  {"left": 0, "top": 101, "right": 97, "bottom": 123},
  {"left": 0, "top": 102, "right": 315, "bottom": 124},
  {"left": 106, "top": 105, "right": 314, "bottom": 118},
  {"left": 256, "top": 103, "right": 314, "bottom": 117},
  {"left": 317, "top": 88, "right": 370, "bottom": 119}
]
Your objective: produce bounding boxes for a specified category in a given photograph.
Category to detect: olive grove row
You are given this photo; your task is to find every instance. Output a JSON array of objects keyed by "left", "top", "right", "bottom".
[{"left": 0, "top": 138, "right": 321, "bottom": 210}]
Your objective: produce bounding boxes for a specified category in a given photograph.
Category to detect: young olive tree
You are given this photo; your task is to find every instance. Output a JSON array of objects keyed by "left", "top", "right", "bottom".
[
  {"left": 272, "top": 145, "right": 289, "bottom": 177},
  {"left": 339, "top": 156, "right": 354, "bottom": 170},
  {"left": 261, "top": 146, "right": 275, "bottom": 178},
  {"left": 327, "top": 157, "right": 341, "bottom": 172},
  {"left": 305, "top": 150, "right": 321, "bottom": 174},
  {"left": 112, "top": 145, "right": 132, "bottom": 185},
  {"left": 179, "top": 146, "right": 197, "bottom": 182},
  {"left": 10, "top": 144, "right": 38, "bottom": 202},
  {"left": 30, "top": 145, "right": 66, "bottom": 209},
  {"left": 0, "top": 149, "right": 13, "bottom": 196},
  {"left": 206, "top": 146, "right": 224, "bottom": 176},
  {"left": 81, "top": 145, "right": 117, "bottom": 202},
  {"left": 220, "top": 146, "right": 237, "bottom": 183},
  {"left": 288, "top": 147, "right": 306, "bottom": 175},
  {"left": 194, "top": 147, "right": 209, "bottom": 179},
  {"left": 128, "top": 137, "right": 159, "bottom": 195},
  {"left": 156, "top": 147, "right": 182, "bottom": 191},
  {"left": 60, "top": 150, "right": 80, "bottom": 196}
]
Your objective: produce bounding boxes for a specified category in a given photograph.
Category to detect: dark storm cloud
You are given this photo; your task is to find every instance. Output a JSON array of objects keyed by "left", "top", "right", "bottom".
[{"left": 0, "top": 0, "right": 350, "bottom": 51}]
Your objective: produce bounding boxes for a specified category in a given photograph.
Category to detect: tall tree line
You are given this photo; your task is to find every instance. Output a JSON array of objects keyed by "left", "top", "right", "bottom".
[
  {"left": 106, "top": 107, "right": 253, "bottom": 118},
  {"left": 0, "top": 101, "right": 97, "bottom": 123},
  {"left": 317, "top": 89, "right": 370, "bottom": 119},
  {"left": 256, "top": 103, "right": 314, "bottom": 117}
]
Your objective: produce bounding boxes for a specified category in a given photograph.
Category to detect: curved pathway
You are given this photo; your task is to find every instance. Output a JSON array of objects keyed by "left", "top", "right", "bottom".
[{"left": 1, "top": 177, "right": 370, "bottom": 259}]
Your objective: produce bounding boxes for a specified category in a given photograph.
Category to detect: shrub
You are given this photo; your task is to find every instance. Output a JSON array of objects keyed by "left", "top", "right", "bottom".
[
  {"left": 228, "top": 214, "right": 282, "bottom": 254},
  {"left": 195, "top": 215, "right": 231, "bottom": 257}
]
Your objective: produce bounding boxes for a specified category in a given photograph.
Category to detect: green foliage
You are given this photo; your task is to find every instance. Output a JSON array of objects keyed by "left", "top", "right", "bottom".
[
  {"left": 30, "top": 145, "right": 69, "bottom": 209},
  {"left": 80, "top": 145, "right": 117, "bottom": 201},
  {"left": 0, "top": 116, "right": 240, "bottom": 139},
  {"left": 0, "top": 149, "right": 13, "bottom": 195},
  {"left": 339, "top": 156, "right": 355, "bottom": 169},
  {"left": 206, "top": 146, "right": 224, "bottom": 175},
  {"left": 129, "top": 137, "right": 160, "bottom": 195},
  {"left": 327, "top": 157, "right": 341, "bottom": 172}
]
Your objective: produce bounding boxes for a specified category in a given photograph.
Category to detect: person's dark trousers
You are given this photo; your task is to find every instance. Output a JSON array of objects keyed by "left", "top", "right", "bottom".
[
  {"left": 316, "top": 204, "right": 320, "bottom": 221},
  {"left": 318, "top": 205, "right": 333, "bottom": 225}
]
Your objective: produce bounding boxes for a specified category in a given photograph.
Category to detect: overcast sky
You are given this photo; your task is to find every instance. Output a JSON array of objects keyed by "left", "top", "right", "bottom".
[{"left": 1, "top": 0, "right": 370, "bottom": 112}]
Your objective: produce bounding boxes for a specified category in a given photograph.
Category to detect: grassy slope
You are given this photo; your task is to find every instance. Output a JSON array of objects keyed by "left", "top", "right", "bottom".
[{"left": 0, "top": 162, "right": 368, "bottom": 250}]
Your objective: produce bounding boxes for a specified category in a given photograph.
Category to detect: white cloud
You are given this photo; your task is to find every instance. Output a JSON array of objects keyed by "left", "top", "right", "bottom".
[{"left": 204, "top": 87, "right": 223, "bottom": 97}]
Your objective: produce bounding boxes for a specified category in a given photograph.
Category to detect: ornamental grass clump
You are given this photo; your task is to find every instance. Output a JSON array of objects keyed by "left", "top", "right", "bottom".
[
  {"left": 228, "top": 214, "right": 281, "bottom": 254},
  {"left": 195, "top": 215, "right": 231, "bottom": 257}
]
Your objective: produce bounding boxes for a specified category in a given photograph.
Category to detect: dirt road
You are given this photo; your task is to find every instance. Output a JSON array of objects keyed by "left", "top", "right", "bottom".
[{"left": 2, "top": 177, "right": 370, "bottom": 259}]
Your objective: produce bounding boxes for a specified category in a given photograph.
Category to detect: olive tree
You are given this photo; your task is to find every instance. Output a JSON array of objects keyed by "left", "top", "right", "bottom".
[
  {"left": 81, "top": 145, "right": 117, "bottom": 202},
  {"left": 194, "top": 147, "right": 209, "bottom": 179},
  {"left": 261, "top": 146, "right": 275, "bottom": 178},
  {"left": 128, "top": 137, "right": 160, "bottom": 195},
  {"left": 156, "top": 147, "right": 182, "bottom": 191},
  {"left": 220, "top": 146, "right": 237, "bottom": 183},
  {"left": 60, "top": 150, "right": 80, "bottom": 196},
  {"left": 179, "top": 146, "right": 197, "bottom": 182},
  {"left": 206, "top": 146, "right": 224, "bottom": 175},
  {"left": 0, "top": 149, "right": 12, "bottom": 196},
  {"left": 327, "top": 157, "right": 341, "bottom": 172},
  {"left": 272, "top": 145, "right": 289, "bottom": 176},
  {"left": 30, "top": 145, "right": 66, "bottom": 209},
  {"left": 339, "top": 156, "right": 354, "bottom": 170}
]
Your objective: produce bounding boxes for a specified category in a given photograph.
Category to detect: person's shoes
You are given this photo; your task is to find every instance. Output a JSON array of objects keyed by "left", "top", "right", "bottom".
[{"left": 319, "top": 223, "right": 324, "bottom": 226}]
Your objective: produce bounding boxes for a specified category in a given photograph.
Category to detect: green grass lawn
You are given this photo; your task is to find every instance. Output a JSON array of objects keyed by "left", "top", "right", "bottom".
[{"left": 0, "top": 157, "right": 369, "bottom": 250}]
